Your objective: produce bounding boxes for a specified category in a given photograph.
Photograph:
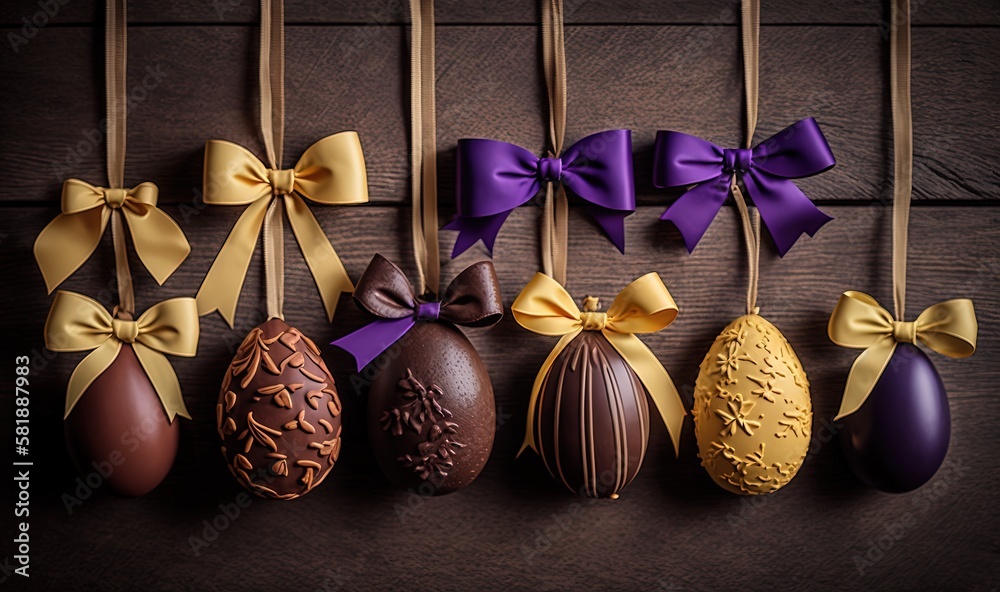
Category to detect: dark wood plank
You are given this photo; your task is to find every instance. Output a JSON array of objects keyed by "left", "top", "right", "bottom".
[
  {"left": 1, "top": 204, "right": 997, "bottom": 590},
  {"left": 1, "top": 0, "right": 997, "bottom": 26},
  {"left": 2, "top": 25, "right": 998, "bottom": 206}
]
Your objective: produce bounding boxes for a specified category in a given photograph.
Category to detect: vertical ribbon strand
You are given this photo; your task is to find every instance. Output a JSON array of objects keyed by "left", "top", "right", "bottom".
[
  {"left": 105, "top": 0, "right": 133, "bottom": 316},
  {"left": 891, "top": 0, "right": 912, "bottom": 322},
  {"left": 409, "top": 0, "right": 440, "bottom": 296},
  {"left": 259, "top": 0, "right": 286, "bottom": 319},
  {"left": 540, "top": 0, "right": 568, "bottom": 285},
  {"left": 736, "top": 0, "right": 761, "bottom": 315}
]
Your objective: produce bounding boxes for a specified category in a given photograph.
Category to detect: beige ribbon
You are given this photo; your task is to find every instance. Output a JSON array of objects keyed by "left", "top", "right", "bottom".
[
  {"left": 539, "top": 0, "right": 569, "bottom": 285},
  {"left": 732, "top": 0, "right": 762, "bottom": 315},
  {"left": 827, "top": 0, "right": 978, "bottom": 419},
  {"left": 197, "top": 0, "right": 368, "bottom": 326},
  {"left": 409, "top": 0, "right": 440, "bottom": 295}
]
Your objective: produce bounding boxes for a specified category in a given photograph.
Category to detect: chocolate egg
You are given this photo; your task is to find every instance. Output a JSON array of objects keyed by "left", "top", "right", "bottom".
[
  {"left": 531, "top": 331, "right": 649, "bottom": 499},
  {"left": 367, "top": 321, "right": 494, "bottom": 495},
  {"left": 692, "top": 313, "right": 812, "bottom": 495},
  {"left": 839, "top": 343, "right": 950, "bottom": 493},
  {"left": 65, "top": 344, "right": 179, "bottom": 497},
  {"left": 218, "top": 318, "right": 342, "bottom": 500}
]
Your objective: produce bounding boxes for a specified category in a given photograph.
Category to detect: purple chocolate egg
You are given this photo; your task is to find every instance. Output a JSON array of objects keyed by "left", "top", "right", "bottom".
[{"left": 839, "top": 343, "right": 950, "bottom": 493}]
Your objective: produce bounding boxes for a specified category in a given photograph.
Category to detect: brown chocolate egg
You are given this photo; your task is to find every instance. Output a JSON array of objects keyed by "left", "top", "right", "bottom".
[
  {"left": 367, "top": 322, "right": 495, "bottom": 495},
  {"left": 531, "top": 331, "right": 649, "bottom": 499},
  {"left": 218, "top": 318, "right": 342, "bottom": 500},
  {"left": 64, "top": 344, "right": 179, "bottom": 497}
]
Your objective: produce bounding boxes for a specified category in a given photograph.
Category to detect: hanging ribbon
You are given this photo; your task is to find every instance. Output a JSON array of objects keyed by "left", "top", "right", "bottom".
[
  {"left": 44, "top": 291, "right": 199, "bottom": 421},
  {"left": 828, "top": 0, "right": 977, "bottom": 419},
  {"left": 33, "top": 0, "right": 190, "bottom": 304},
  {"left": 332, "top": 254, "right": 503, "bottom": 371},
  {"left": 513, "top": 272, "right": 686, "bottom": 456},
  {"left": 196, "top": 0, "right": 368, "bottom": 327},
  {"left": 653, "top": 0, "right": 834, "bottom": 261}
]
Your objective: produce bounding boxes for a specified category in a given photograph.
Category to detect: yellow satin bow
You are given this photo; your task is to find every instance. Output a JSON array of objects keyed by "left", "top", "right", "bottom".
[
  {"left": 512, "top": 272, "right": 687, "bottom": 456},
  {"left": 44, "top": 291, "right": 200, "bottom": 421},
  {"left": 33, "top": 179, "right": 191, "bottom": 293},
  {"left": 197, "top": 131, "right": 369, "bottom": 326},
  {"left": 828, "top": 291, "right": 977, "bottom": 419}
]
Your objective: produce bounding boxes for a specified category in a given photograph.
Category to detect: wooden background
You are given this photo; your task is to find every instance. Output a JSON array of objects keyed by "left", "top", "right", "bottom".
[{"left": 1, "top": 1, "right": 998, "bottom": 590}]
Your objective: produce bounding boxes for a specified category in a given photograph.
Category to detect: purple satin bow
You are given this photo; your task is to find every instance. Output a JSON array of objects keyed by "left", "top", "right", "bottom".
[
  {"left": 332, "top": 254, "right": 503, "bottom": 371},
  {"left": 444, "top": 129, "right": 636, "bottom": 257},
  {"left": 653, "top": 117, "right": 836, "bottom": 256}
]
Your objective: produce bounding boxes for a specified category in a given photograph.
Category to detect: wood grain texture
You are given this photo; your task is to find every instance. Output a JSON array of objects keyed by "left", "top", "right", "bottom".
[
  {"left": 2, "top": 25, "right": 998, "bottom": 204},
  {"left": 1, "top": 0, "right": 998, "bottom": 25},
  {"left": 1, "top": 204, "right": 998, "bottom": 591}
]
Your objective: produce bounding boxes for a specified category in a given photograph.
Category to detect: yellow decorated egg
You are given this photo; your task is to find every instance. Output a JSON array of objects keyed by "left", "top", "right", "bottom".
[{"left": 692, "top": 313, "right": 811, "bottom": 495}]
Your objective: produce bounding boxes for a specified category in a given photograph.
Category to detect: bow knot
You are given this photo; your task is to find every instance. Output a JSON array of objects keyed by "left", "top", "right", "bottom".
[
  {"left": 654, "top": 117, "right": 836, "bottom": 256},
  {"left": 445, "top": 130, "right": 635, "bottom": 257},
  {"left": 891, "top": 320, "right": 917, "bottom": 344},
  {"left": 333, "top": 254, "right": 503, "bottom": 371},
  {"left": 828, "top": 291, "right": 977, "bottom": 419},
  {"left": 537, "top": 156, "right": 563, "bottom": 182},
  {"left": 34, "top": 179, "right": 190, "bottom": 293},
  {"left": 103, "top": 187, "right": 128, "bottom": 208},
  {"left": 512, "top": 272, "right": 686, "bottom": 456},
  {"left": 723, "top": 148, "right": 753, "bottom": 174},
  {"left": 416, "top": 301, "right": 441, "bottom": 321},
  {"left": 44, "top": 291, "right": 200, "bottom": 421},
  {"left": 112, "top": 318, "right": 139, "bottom": 343},
  {"left": 267, "top": 168, "right": 296, "bottom": 195},
  {"left": 196, "top": 132, "right": 369, "bottom": 326}
]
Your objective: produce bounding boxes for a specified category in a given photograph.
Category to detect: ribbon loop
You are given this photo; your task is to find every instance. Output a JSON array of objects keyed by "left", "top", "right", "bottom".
[
  {"left": 654, "top": 117, "right": 835, "bottom": 256},
  {"left": 446, "top": 129, "right": 635, "bottom": 257},
  {"left": 512, "top": 272, "right": 686, "bottom": 456},
  {"left": 43, "top": 291, "right": 199, "bottom": 421},
  {"left": 332, "top": 254, "right": 503, "bottom": 371},
  {"left": 197, "top": 132, "right": 368, "bottom": 326},
  {"left": 828, "top": 291, "right": 977, "bottom": 419}
]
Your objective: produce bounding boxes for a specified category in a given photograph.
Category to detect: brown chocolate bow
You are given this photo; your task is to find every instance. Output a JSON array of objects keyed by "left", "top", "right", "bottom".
[{"left": 332, "top": 254, "right": 503, "bottom": 370}]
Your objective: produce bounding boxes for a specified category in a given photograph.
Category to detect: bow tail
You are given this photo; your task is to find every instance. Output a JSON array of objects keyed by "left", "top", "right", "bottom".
[
  {"left": 443, "top": 210, "right": 513, "bottom": 258},
  {"left": 518, "top": 331, "right": 580, "bottom": 457},
  {"left": 331, "top": 316, "right": 416, "bottom": 372},
  {"left": 604, "top": 331, "right": 686, "bottom": 456},
  {"left": 196, "top": 197, "right": 271, "bottom": 327},
  {"left": 123, "top": 205, "right": 192, "bottom": 285},
  {"left": 660, "top": 175, "right": 730, "bottom": 253},
  {"left": 34, "top": 208, "right": 109, "bottom": 293},
  {"left": 745, "top": 171, "right": 833, "bottom": 257},
  {"left": 836, "top": 337, "right": 897, "bottom": 420},
  {"left": 586, "top": 205, "right": 629, "bottom": 253},
  {"left": 133, "top": 342, "right": 191, "bottom": 422},
  {"left": 64, "top": 339, "right": 122, "bottom": 418},
  {"left": 285, "top": 194, "right": 354, "bottom": 323}
]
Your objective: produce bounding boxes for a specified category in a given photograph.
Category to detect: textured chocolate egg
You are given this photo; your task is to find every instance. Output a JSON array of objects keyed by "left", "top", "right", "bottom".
[
  {"left": 532, "top": 331, "right": 649, "bottom": 499},
  {"left": 367, "top": 321, "right": 495, "bottom": 495},
  {"left": 839, "top": 343, "right": 950, "bottom": 493},
  {"left": 218, "top": 318, "right": 342, "bottom": 500},
  {"left": 64, "top": 344, "right": 179, "bottom": 497},
  {"left": 693, "top": 313, "right": 812, "bottom": 495}
]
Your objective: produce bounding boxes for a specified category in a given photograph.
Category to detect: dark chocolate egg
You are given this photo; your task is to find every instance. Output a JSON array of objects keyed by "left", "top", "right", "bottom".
[
  {"left": 839, "top": 343, "right": 950, "bottom": 493},
  {"left": 367, "top": 321, "right": 495, "bottom": 495},
  {"left": 531, "top": 331, "right": 649, "bottom": 499},
  {"left": 65, "top": 344, "right": 179, "bottom": 497},
  {"left": 218, "top": 318, "right": 342, "bottom": 500}
]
